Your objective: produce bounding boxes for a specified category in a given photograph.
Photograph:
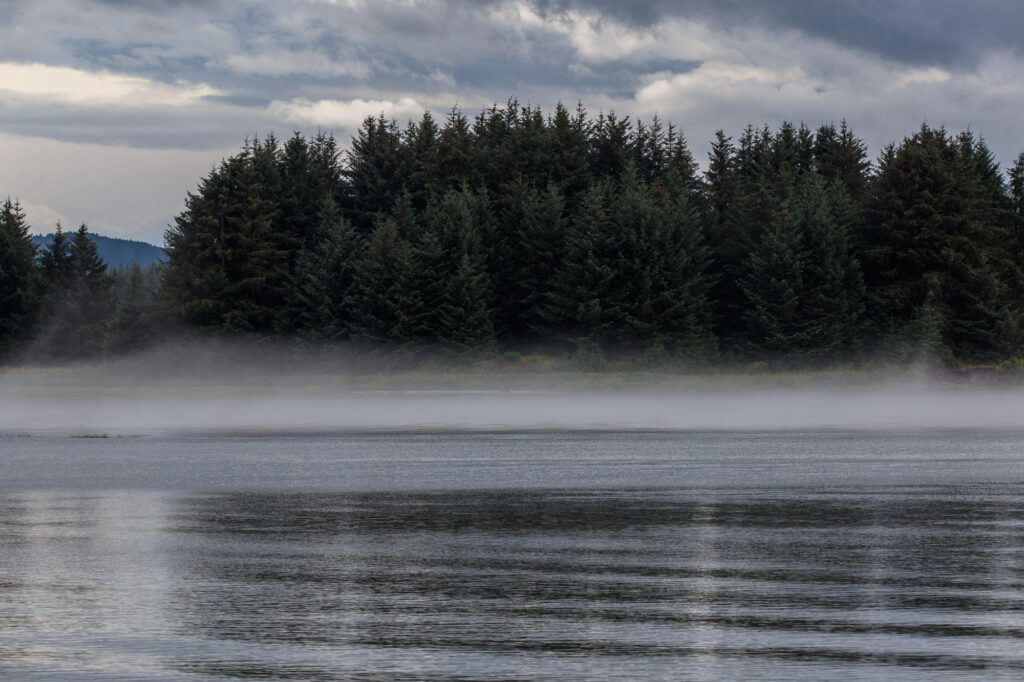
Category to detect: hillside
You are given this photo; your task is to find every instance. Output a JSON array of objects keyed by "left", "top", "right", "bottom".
[{"left": 32, "top": 233, "right": 165, "bottom": 270}]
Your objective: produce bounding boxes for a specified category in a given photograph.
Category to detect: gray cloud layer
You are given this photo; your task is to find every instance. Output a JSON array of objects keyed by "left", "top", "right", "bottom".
[
  {"left": 2, "top": 0, "right": 1023, "bottom": 242},
  {"left": 531, "top": 0, "right": 1024, "bottom": 67}
]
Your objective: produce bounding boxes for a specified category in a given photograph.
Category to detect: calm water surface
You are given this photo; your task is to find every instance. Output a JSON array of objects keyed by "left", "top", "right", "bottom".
[{"left": 1, "top": 430, "right": 1023, "bottom": 680}]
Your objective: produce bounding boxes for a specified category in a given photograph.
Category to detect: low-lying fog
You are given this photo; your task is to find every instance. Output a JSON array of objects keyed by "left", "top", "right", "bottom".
[
  {"left": 4, "top": 386, "right": 1024, "bottom": 435},
  {"left": 2, "top": 346, "right": 1023, "bottom": 434}
]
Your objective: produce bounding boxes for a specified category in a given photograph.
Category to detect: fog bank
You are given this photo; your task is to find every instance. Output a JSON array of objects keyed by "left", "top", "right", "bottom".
[{"left": 2, "top": 385, "right": 1023, "bottom": 435}]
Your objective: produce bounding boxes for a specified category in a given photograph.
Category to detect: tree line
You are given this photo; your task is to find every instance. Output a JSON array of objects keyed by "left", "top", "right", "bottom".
[
  {"left": 0, "top": 207, "right": 161, "bottom": 361},
  {"left": 4, "top": 99, "right": 1024, "bottom": 366}
]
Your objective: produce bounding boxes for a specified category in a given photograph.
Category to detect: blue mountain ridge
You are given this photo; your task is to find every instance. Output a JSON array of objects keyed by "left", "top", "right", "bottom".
[{"left": 31, "top": 233, "right": 166, "bottom": 270}]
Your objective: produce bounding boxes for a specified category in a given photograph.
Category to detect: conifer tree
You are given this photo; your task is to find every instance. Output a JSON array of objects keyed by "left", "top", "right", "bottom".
[
  {"left": 288, "top": 198, "right": 360, "bottom": 339},
  {"left": 0, "top": 197, "right": 38, "bottom": 353},
  {"left": 589, "top": 111, "right": 632, "bottom": 182},
  {"left": 1009, "top": 152, "right": 1024, "bottom": 216},
  {"left": 863, "top": 125, "right": 1019, "bottom": 360},
  {"left": 67, "top": 224, "right": 114, "bottom": 356},
  {"left": 346, "top": 114, "right": 410, "bottom": 231},
  {"left": 739, "top": 205, "right": 809, "bottom": 357},
  {"left": 491, "top": 182, "right": 568, "bottom": 344},
  {"left": 418, "top": 188, "right": 495, "bottom": 352},
  {"left": 547, "top": 101, "right": 592, "bottom": 203},
  {"left": 350, "top": 212, "right": 425, "bottom": 346},
  {"left": 541, "top": 184, "right": 618, "bottom": 355},
  {"left": 793, "top": 176, "right": 866, "bottom": 358},
  {"left": 164, "top": 141, "right": 287, "bottom": 335},
  {"left": 419, "top": 107, "right": 482, "bottom": 196},
  {"left": 107, "top": 263, "right": 162, "bottom": 354},
  {"left": 814, "top": 120, "right": 870, "bottom": 207},
  {"left": 605, "top": 170, "right": 715, "bottom": 357}
]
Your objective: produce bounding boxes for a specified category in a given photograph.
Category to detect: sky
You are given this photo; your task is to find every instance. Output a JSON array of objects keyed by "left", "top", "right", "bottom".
[{"left": 1, "top": 0, "right": 1023, "bottom": 245}]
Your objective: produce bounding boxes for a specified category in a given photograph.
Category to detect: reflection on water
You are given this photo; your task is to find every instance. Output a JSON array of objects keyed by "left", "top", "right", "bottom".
[{"left": 2, "top": 482, "right": 1023, "bottom": 680}]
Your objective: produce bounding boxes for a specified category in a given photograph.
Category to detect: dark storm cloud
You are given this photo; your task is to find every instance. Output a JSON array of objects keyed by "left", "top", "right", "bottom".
[{"left": 528, "top": 0, "right": 1024, "bottom": 68}]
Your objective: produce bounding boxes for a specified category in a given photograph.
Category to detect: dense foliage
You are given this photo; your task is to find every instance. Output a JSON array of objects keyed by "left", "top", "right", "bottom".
[
  {"left": 5, "top": 100, "right": 1024, "bottom": 366},
  {"left": 0, "top": 206, "right": 164, "bottom": 362}
]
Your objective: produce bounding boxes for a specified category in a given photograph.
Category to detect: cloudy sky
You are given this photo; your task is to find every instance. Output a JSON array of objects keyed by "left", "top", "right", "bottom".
[{"left": 2, "top": 0, "right": 1023, "bottom": 244}]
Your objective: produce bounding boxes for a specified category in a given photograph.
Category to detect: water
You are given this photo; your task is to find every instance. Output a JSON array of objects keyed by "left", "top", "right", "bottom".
[{"left": 1, "top": 430, "right": 1023, "bottom": 680}]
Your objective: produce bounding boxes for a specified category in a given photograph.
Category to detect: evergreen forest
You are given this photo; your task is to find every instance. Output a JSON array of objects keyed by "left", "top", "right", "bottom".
[{"left": 4, "top": 100, "right": 1024, "bottom": 368}]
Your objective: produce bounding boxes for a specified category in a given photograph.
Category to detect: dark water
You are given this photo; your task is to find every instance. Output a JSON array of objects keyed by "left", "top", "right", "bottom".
[{"left": 1, "top": 431, "right": 1023, "bottom": 680}]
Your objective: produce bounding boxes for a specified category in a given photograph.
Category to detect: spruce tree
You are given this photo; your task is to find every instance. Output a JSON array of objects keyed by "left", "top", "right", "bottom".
[
  {"left": 599, "top": 169, "right": 713, "bottom": 357},
  {"left": 288, "top": 199, "right": 360, "bottom": 340},
  {"left": 863, "top": 125, "right": 1019, "bottom": 361},
  {"left": 739, "top": 205, "right": 809, "bottom": 358},
  {"left": 350, "top": 212, "right": 426, "bottom": 346},
  {"left": 165, "top": 139, "right": 291, "bottom": 335},
  {"left": 418, "top": 188, "right": 495, "bottom": 353},
  {"left": 793, "top": 176, "right": 866, "bottom": 358},
  {"left": 0, "top": 197, "right": 38, "bottom": 353},
  {"left": 67, "top": 224, "right": 114, "bottom": 357},
  {"left": 540, "top": 184, "right": 618, "bottom": 355},
  {"left": 345, "top": 115, "right": 411, "bottom": 231}
]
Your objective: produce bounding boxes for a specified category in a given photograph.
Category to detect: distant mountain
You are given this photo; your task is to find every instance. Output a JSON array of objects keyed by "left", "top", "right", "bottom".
[{"left": 32, "top": 233, "right": 166, "bottom": 270}]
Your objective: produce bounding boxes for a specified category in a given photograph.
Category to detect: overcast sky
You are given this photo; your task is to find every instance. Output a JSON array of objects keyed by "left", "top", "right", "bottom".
[{"left": 2, "top": 0, "right": 1023, "bottom": 244}]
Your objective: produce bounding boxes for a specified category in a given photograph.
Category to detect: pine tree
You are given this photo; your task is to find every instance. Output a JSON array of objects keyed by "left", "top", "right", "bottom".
[
  {"left": 540, "top": 184, "right": 618, "bottom": 355},
  {"left": 67, "top": 224, "right": 114, "bottom": 356},
  {"left": 350, "top": 213, "right": 426, "bottom": 346},
  {"left": 863, "top": 125, "right": 1019, "bottom": 361},
  {"left": 418, "top": 188, "right": 495, "bottom": 353},
  {"left": 589, "top": 111, "right": 632, "bottom": 182},
  {"left": 739, "top": 205, "right": 809, "bottom": 358},
  {"left": 605, "top": 171, "right": 715, "bottom": 357},
  {"left": 288, "top": 198, "right": 360, "bottom": 339},
  {"left": 491, "top": 182, "right": 568, "bottom": 345},
  {"left": 814, "top": 120, "right": 870, "bottom": 207},
  {"left": 0, "top": 197, "right": 38, "bottom": 353},
  {"left": 547, "top": 101, "right": 591, "bottom": 203},
  {"left": 34, "top": 224, "right": 112, "bottom": 359},
  {"left": 345, "top": 115, "right": 411, "bottom": 231},
  {"left": 419, "top": 107, "right": 482, "bottom": 197},
  {"left": 107, "top": 263, "right": 163, "bottom": 354},
  {"left": 163, "top": 141, "right": 288, "bottom": 335},
  {"left": 793, "top": 176, "right": 866, "bottom": 358}
]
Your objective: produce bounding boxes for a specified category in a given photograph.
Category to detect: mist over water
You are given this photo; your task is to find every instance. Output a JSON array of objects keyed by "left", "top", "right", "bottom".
[
  {"left": 4, "top": 347, "right": 1024, "bottom": 679},
  {"left": 3, "top": 380, "right": 1024, "bottom": 435}
]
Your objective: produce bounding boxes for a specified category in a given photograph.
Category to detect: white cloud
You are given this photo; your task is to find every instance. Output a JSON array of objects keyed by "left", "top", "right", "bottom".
[
  {"left": 18, "top": 202, "right": 69, "bottom": 236},
  {"left": 0, "top": 62, "right": 222, "bottom": 107},
  {"left": 268, "top": 96, "right": 428, "bottom": 128},
  {"left": 890, "top": 67, "right": 951, "bottom": 92}
]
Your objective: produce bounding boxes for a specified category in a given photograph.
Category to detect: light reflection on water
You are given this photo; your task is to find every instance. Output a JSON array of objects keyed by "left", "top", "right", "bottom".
[{"left": 0, "top": 432, "right": 1022, "bottom": 680}]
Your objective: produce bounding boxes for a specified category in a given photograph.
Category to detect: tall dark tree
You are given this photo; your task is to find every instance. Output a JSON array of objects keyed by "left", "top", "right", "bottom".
[
  {"left": 345, "top": 115, "right": 410, "bottom": 231},
  {"left": 793, "top": 176, "right": 866, "bottom": 358},
  {"left": 814, "top": 120, "right": 870, "bottom": 207},
  {"left": 863, "top": 125, "right": 1019, "bottom": 360},
  {"left": 417, "top": 188, "right": 496, "bottom": 352},
  {"left": 540, "top": 184, "right": 618, "bottom": 356},
  {"left": 739, "top": 204, "right": 809, "bottom": 357},
  {"left": 33, "top": 224, "right": 113, "bottom": 359},
  {"left": 589, "top": 110, "right": 632, "bottom": 182},
  {"left": 605, "top": 171, "right": 715, "bottom": 357},
  {"left": 107, "top": 263, "right": 163, "bottom": 354},
  {"left": 287, "top": 199, "right": 360, "bottom": 339},
  {"left": 0, "top": 197, "right": 38, "bottom": 353},
  {"left": 164, "top": 141, "right": 288, "bottom": 334},
  {"left": 491, "top": 182, "right": 568, "bottom": 344},
  {"left": 67, "top": 224, "right": 114, "bottom": 356}
]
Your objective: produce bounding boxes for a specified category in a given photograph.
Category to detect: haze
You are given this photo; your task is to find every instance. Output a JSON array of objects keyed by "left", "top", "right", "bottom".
[{"left": 2, "top": 348, "right": 1022, "bottom": 434}]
